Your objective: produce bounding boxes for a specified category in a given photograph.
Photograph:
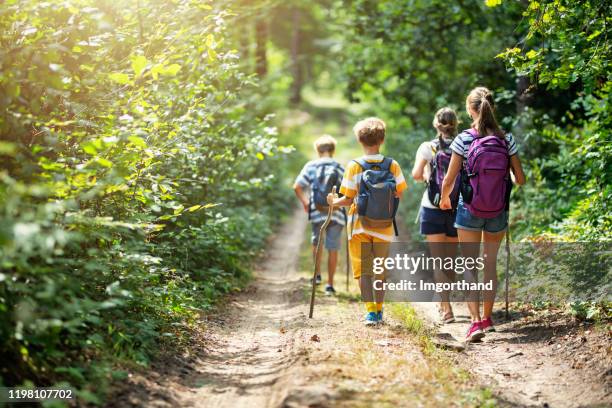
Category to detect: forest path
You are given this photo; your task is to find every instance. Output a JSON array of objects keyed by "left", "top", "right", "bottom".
[
  {"left": 113, "top": 208, "right": 610, "bottom": 408},
  {"left": 413, "top": 301, "right": 611, "bottom": 408},
  {"left": 174, "top": 207, "right": 311, "bottom": 407}
]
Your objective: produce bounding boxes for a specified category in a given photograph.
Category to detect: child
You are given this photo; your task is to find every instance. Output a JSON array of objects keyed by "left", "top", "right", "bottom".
[
  {"left": 294, "top": 135, "right": 345, "bottom": 295},
  {"left": 411, "top": 107, "right": 460, "bottom": 324},
  {"left": 327, "top": 118, "right": 407, "bottom": 325},
  {"left": 440, "top": 87, "right": 525, "bottom": 342}
]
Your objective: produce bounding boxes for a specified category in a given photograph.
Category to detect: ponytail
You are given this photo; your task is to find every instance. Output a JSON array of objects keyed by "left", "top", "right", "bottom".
[
  {"left": 432, "top": 107, "right": 459, "bottom": 139},
  {"left": 466, "top": 87, "right": 503, "bottom": 138}
]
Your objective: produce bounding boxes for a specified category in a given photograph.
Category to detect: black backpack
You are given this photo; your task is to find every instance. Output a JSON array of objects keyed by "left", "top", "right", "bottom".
[
  {"left": 310, "top": 161, "right": 342, "bottom": 218},
  {"left": 427, "top": 137, "right": 460, "bottom": 209}
]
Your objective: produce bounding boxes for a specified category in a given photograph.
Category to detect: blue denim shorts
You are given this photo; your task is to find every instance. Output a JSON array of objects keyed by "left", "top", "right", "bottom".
[
  {"left": 312, "top": 221, "right": 343, "bottom": 251},
  {"left": 454, "top": 200, "right": 508, "bottom": 233},
  {"left": 419, "top": 207, "right": 458, "bottom": 237}
]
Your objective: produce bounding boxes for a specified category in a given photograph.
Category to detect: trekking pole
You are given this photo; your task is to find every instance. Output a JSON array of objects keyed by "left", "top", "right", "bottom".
[
  {"left": 505, "top": 227, "right": 510, "bottom": 320},
  {"left": 309, "top": 186, "right": 336, "bottom": 319}
]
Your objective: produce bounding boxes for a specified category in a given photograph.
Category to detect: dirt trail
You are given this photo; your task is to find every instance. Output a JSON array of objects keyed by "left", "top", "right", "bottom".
[
  {"left": 176, "top": 208, "right": 310, "bottom": 407},
  {"left": 413, "top": 301, "right": 611, "bottom": 407},
  {"left": 113, "top": 209, "right": 610, "bottom": 408}
]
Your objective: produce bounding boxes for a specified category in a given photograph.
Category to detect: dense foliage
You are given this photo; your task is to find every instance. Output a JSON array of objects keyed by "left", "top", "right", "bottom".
[{"left": 0, "top": 0, "right": 291, "bottom": 400}]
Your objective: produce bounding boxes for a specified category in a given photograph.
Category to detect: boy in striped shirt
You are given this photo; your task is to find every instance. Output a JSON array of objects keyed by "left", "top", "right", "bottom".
[
  {"left": 294, "top": 135, "right": 346, "bottom": 295},
  {"left": 327, "top": 118, "right": 408, "bottom": 325}
]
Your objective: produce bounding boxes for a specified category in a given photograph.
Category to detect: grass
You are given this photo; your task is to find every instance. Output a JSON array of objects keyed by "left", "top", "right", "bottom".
[{"left": 294, "top": 223, "right": 498, "bottom": 407}]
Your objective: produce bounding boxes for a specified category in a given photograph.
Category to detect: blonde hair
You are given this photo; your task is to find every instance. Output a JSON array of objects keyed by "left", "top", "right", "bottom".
[
  {"left": 466, "top": 87, "right": 504, "bottom": 138},
  {"left": 353, "top": 117, "right": 386, "bottom": 146},
  {"left": 313, "top": 134, "right": 337, "bottom": 154},
  {"left": 432, "top": 107, "right": 458, "bottom": 138}
]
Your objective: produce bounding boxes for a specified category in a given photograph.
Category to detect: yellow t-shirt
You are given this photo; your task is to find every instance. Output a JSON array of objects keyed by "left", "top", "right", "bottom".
[{"left": 339, "top": 154, "right": 408, "bottom": 242}]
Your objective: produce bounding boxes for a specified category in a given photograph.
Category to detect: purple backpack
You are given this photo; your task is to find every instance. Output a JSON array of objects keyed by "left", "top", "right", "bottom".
[
  {"left": 427, "top": 137, "right": 460, "bottom": 208},
  {"left": 461, "top": 129, "right": 510, "bottom": 218}
]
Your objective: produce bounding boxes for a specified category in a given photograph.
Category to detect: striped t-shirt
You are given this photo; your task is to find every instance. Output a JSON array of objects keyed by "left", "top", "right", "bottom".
[
  {"left": 294, "top": 158, "right": 346, "bottom": 226},
  {"left": 450, "top": 129, "right": 519, "bottom": 158}
]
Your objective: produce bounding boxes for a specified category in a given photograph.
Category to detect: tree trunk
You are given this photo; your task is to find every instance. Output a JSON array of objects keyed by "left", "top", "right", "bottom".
[
  {"left": 255, "top": 18, "right": 267, "bottom": 77},
  {"left": 290, "top": 9, "right": 303, "bottom": 105}
]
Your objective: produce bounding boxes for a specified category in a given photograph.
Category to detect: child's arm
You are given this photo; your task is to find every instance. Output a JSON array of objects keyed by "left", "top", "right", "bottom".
[
  {"left": 411, "top": 158, "right": 428, "bottom": 182},
  {"left": 293, "top": 184, "right": 310, "bottom": 213},
  {"left": 509, "top": 155, "right": 526, "bottom": 185},
  {"left": 439, "top": 152, "right": 463, "bottom": 210},
  {"left": 327, "top": 192, "right": 353, "bottom": 207}
]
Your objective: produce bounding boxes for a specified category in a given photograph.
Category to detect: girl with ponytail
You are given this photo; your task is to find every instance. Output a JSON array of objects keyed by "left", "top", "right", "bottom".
[
  {"left": 439, "top": 87, "right": 526, "bottom": 342},
  {"left": 412, "top": 107, "right": 460, "bottom": 324}
]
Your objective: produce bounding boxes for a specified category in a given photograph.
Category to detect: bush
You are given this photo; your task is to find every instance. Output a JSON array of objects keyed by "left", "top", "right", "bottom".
[{"left": 0, "top": 0, "right": 293, "bottom": 400}]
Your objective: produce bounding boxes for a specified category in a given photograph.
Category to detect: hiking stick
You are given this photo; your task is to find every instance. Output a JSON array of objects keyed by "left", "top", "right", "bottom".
[
  {"left": 309, "top": 186, "right": 336, "bottom": 319},
  {"left": 505, "top": 227, "right": 510, "bottom": 320}
]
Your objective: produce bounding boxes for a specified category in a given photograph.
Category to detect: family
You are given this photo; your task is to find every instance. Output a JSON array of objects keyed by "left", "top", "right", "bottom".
[{"left": 293, "top": 86, "right": 526, "bottom": 343}]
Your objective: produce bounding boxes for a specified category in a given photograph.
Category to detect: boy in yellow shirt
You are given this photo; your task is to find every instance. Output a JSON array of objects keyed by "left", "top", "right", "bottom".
[{"left": 327, "top": 117, "right": 408, "bottom": 325}]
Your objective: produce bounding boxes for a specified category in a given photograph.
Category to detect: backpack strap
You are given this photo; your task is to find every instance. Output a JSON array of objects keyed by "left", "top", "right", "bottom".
[
  {"left": 354, "top": 157, "right": 393, "bottom": 171},
  {"left": 379, "top": 156, "right": 393, "bottom": 171},
  {"left": 353, "top": 158, "right": 371, "bottom": 170},
  {"left": 466, "top": 128, "right": 479, "bottom": 137}
]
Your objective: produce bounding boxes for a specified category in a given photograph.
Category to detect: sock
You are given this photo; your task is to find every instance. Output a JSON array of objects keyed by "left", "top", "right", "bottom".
[
  {"left": 376, "top": 302, "right": 383, "bottom": 312},
  {"left": 365, "top": 302, "right": 377, "bottom": 313}
]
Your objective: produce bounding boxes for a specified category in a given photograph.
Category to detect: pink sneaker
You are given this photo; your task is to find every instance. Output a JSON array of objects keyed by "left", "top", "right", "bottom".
[
  {"left": 465, "top": 321, "right": 485, "bottom": 343},
  {"left": 480, "top": 317, "right": 496, "bottom": 332}
]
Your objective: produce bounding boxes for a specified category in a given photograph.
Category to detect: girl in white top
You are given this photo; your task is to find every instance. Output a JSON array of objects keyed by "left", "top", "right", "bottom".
[{"left": 411, "top": 107, "right": 460, "bottom": 323}]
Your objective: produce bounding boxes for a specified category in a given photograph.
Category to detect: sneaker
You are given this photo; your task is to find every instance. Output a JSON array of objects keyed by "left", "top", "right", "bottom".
[
  {"left": 441, "top": 311, "right": 455, "bottom": 324},
  {"left": 480, "top": 317, "right": 496, "bottom": 332},
  {"left": 377, "top": 310, "right": 383, "bottom": 324},
  {"left": 364, "top": 312, "right": 379, "bottom": 326},
  {"left": 465, "top": 321, "right": 485, "bottom": 343},
  {"left": 311, "top": 275, "right": 322, "bottom": 285},
  {"left": 325, "top": 285, "right": 336, "bottom": 296}
]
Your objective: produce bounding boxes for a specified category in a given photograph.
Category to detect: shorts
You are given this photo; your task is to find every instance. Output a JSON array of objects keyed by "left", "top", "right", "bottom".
[
  {"left": 348, "top": 233, "right": 390, "bottom": 279},
  {"left": 419, "top": 206, "right": 458, "bottom": 237},
  {"left": 312, "top": 221, "right": 343, "bottom": 251},
  {"left": 454, "top": 200, "right": 508, "bottom": 233}
]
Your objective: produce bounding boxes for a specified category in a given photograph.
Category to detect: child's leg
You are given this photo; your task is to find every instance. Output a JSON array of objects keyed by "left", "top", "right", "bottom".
[
  {"left": 458, "top": 229, "right": 483, "bottom": 322},
  {"left": 349, "top": 234, "right": 377, "bottom": 313},
  {"left": 311, "top": 223, "right": 324, "bottom": 279},
  {"left": 372, "top": 238, "right": 390, "bottom": 310},
  {"left": 482, "top": 230, "right": 504, "bottom": 318},
  {"left": 324, "top": 223, "right": 343, "bottom": 286},
  {"left": 327, "top": 250, "right": 337, "bottom": 286}
]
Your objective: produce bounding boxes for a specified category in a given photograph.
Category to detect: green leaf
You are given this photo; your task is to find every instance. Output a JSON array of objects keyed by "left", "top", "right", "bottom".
[
  {"left": 128, "top": 136, "right": 147, "bottom": 148},
  {"left": 109, "top": 72, "right": 131, "bottom": 85},
  {"left": 95, "top": 157, "right": 113, "bottom": 168},
  {"left": 131, "top": 55, "right": 147, "bottom": 77},
  {"left": 161, "top": 64, "right": 181, "bottom": 76},
  {"left": 485, "top": 0, "right": 502, "bottom": 7},
  {"left": 82, "top": 143, "right": 97, "bottom": 155}
]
